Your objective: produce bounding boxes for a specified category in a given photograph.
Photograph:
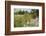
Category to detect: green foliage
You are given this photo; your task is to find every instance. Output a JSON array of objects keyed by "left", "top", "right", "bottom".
[{"left": 14, "top": 9, "right": 39, "bottom": 27}]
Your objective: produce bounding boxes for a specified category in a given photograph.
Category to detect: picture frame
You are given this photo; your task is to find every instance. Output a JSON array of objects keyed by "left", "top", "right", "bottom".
[{"left": 5, "top": 1, "right": 45, "bottom": 35}]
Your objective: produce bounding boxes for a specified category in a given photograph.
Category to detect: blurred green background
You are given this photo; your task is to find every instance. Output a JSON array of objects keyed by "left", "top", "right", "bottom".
[{"left": 14, "top": 8, "right": 39, "bottom": 27}]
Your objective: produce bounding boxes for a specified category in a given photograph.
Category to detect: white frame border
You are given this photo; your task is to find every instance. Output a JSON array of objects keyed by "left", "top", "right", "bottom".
[{"left": 11, "top": 5, "right": 42, "bottom": 31}]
